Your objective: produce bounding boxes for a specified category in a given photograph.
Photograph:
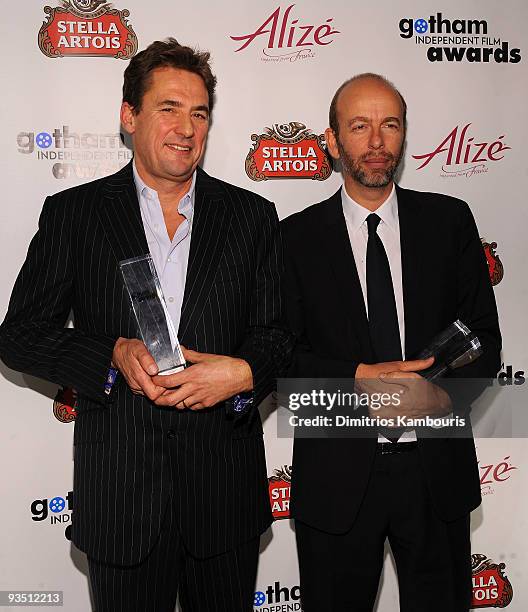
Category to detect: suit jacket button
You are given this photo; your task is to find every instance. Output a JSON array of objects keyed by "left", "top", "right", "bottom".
[{"left": 167, "top": 430, "right": 177, "bottom": 439}]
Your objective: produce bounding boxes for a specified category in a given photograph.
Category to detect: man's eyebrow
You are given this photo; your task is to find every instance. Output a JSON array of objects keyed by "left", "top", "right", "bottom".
[
  {"left": 348, "top": 116, "right": 370, "bottom": 124},
  {"left": 383, "top": 116, "right": 401, "bottom": 124},
  {"left": 347, "top": 115, "right": 401, "bottom": 125},
  {"left": 158, "top": 99, "right": 183, "bottom": 108},
  {"left": 157, "top": 100, "right": 210, "bottom": 114},
  {"left": 192, "top": 104, "right": 210, "bottom": 114}
]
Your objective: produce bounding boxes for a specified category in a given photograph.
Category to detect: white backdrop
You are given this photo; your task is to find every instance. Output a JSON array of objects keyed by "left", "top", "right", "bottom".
[{"left": 0, "top": 1, "right": 526, "bottom": 610}]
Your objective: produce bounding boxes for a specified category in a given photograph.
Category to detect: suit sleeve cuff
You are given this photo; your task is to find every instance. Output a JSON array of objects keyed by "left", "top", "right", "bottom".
[{"left": 224, "top": 349, "right": 275, "bottom": 418}]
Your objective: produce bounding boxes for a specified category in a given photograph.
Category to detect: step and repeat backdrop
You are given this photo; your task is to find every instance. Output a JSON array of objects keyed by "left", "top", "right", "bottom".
[{"left": 0, "top": 1, "right": 526, "bottom": 610}]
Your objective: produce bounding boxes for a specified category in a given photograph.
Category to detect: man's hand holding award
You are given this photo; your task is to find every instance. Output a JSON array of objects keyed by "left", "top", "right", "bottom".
[
  {"left": 114, "top": 254, "right": 252, "bottom": 410},
  {"left": 356, "top": 320, "right": 483, "bottom": 422}
]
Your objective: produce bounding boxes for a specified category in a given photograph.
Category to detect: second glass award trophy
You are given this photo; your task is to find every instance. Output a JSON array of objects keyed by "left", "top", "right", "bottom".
[
  {"left": 416, "top": 319, "right": 483, "bottom": 380},
  {"left": 119, "top": 255, "right": 185, "bottom": 376}
]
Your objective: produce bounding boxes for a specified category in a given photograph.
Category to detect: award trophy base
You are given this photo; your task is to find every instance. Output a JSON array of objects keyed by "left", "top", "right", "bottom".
[{"left": 158, "top": 365, "right": 185, "bottom": 376}]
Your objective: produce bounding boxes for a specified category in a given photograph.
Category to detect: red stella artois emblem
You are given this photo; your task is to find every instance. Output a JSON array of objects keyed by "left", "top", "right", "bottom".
[
  {"left": 246, "top": 122, "right": 331, "bottom": 181},
  {"left": 472, "top": 554, "right": 513, "bottom": 608},
  {"left": 268, "top": 465, "right": 291, "bottom": 519},
  {"left": 53, "top": 387, "right": 77, "bottom": 423},
  {"left": 38, "top": 0, "right": 137, "bottom": 59},
  {"left": 481, "top": 239, "right": 504, "bottom": 286}
]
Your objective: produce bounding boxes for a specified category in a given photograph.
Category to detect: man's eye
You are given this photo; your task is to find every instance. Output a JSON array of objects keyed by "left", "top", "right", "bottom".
[
  {"left": 383, "top": 123, "right": 399, "bottom": 129},
  {"left": 351, "top": 125, "right": 366, "bottom": 131},
  {"left": 161, "top": 108, "right": 173, "bottom": 113},
  {"left": 193, "top": 113, "right": 208, "bottom": 120}
]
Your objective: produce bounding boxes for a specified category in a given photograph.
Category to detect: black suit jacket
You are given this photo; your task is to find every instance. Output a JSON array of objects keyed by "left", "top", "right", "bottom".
[
  {"left": 281, "top": 186, "right": 501, "bottom": 532},
  {"left": 0, "top": 162, "right": 290, "bottom": 564}
]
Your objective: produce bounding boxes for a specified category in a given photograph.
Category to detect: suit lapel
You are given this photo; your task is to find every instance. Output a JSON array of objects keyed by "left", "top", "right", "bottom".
[
  {"left": 178, "top": 167, "right": 231, "bottom": 341},
  {"left": 321, "top": 186, "right": 427, "bottom": 362},
  {"left": 320, "top": 190, "right": 373, "bottom": 361},
  {"left": 396, "top": 185, "right": 425, "bottom": 359},
  {"left": 96, "top": 162, "right": 149, "bottom": 263},
  {"left": 97, "top": 164, "right": 230, "bottom": 343}
]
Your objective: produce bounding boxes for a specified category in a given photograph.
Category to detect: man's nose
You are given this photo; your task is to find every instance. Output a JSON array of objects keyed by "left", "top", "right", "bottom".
[
  {"left": 174, "top": 113, "right": 194, "bottom": 138},
  {"left": 368, "top": 126, "right": 383, "bottom": 149}
]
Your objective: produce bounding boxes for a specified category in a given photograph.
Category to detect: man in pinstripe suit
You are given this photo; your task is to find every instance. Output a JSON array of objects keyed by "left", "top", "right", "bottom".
[{"left": 0, "top": 39, "right": 289, "bottom": 611}]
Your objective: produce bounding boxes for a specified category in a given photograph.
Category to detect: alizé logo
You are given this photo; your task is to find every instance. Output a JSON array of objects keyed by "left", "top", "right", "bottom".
[
  {"left": 479, "top": 454, "right": 517, "bottom": 496},
  {"left": 412, "top": 124, "right": 511, "bottom": 178},
  {"left": 230, "top": 4, "right": 340, "bottom": 62}
]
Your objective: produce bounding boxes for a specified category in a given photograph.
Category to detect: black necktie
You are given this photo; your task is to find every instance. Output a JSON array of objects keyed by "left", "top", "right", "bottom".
[
  {"left": 366, "top": 213, "right": 403, "bottom": 442},
  {"left": 366, "top": 213, "right": 402, "bottom": 362}
]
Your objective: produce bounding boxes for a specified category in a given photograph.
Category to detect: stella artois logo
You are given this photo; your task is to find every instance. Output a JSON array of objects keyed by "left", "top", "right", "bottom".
[
  {"left": 268, "top": 465, "right": 291, "bottom": 519},
  {"left": 38, "top": 0, "right": 137, "bottom": 59},
  {"left": 472, "top": 554, "right": 513, "bottom": 608},
  {"left": 246, "top": 122, "right": 332, "bottom": 181},
  {"left": 481, "top": 239, "right": 504, "bottom": 286},
  {"left": 53, "top": 387, "right": 77, "bottom": 423}
]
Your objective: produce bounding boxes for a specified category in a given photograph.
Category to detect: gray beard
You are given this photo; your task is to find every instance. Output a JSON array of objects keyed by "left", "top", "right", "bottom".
[{"left": 337, "top": 140, "right": 402, "bottom": 188}]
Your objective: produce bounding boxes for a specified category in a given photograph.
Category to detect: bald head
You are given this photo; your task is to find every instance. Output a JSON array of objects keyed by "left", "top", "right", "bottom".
[
  {"left": 329, "top": 73, "right": 407, "bottom": 137},
  {"left": 324, "top": 73, "right": 406, "bottom": 201}
]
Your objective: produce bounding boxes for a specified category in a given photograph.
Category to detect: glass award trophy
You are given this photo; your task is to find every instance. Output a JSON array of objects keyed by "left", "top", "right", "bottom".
[
  {"left": 416, "top": 319, "right": 483, "bottom": 380},
  {"left": 119, "top": 255, "right": 185, "bottom": 376}
]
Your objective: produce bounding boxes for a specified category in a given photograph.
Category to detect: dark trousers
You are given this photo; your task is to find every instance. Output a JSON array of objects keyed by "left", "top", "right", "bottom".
[
  {"left": 296, "top": 446, "right": 472, "bottom": 612},
  {"left": 88, "top": 504, "right": 259, "bottom": 612}
]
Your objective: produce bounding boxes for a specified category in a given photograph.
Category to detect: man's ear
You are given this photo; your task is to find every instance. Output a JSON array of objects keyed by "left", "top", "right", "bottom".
[
  {"left": 120, "top": 102, "right": 136, "bottom": 135},
  {"left": 325, "top": 127, "right": 340, "bottom": 160}
]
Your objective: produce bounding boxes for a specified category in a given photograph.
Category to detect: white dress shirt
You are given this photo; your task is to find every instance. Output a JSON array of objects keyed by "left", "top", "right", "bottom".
[
  {"left": 133, "top": 161, "right": 195, "bottom": 343},
  {"left": 341, "top": 184, "right": 416, "bottom": 442}
]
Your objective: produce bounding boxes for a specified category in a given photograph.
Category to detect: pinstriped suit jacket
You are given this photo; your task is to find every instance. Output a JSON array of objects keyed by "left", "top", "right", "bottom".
[{"left": 0, "top": 162, "right": 289, "bottom": 564}]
